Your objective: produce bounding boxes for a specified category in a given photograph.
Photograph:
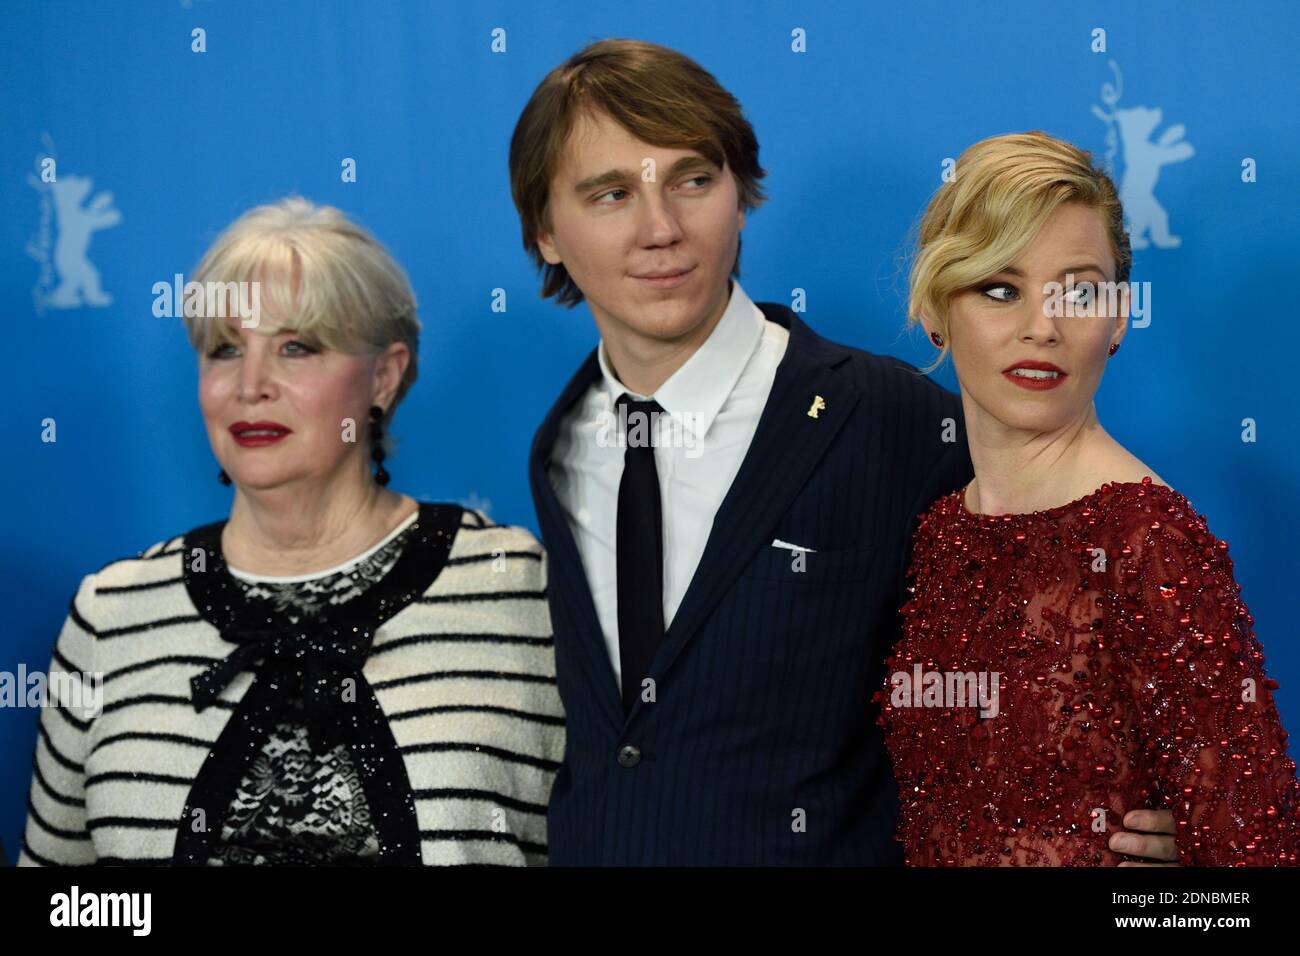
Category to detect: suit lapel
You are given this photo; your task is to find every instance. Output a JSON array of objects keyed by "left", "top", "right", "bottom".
[
  {"left": 625, "top": 304, "right": 861, "bottom": 724},
  {"left": 530, "top": 349, "right": 626, "bottom": 731},
  {"left": 533, "top": 306, "right": 863, "bottom": 732}
]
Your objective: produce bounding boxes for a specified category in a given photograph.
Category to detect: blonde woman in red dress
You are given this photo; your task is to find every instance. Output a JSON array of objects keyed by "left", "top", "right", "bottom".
[{"left": 877, "top": 131, "right": 1300, "bottom": 866}]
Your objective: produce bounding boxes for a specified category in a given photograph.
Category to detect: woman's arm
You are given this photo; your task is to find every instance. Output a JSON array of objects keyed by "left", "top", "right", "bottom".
[
  {"left": 1121, "top": 516, "right": 1300, "bottom": 866},
  {"left": 18, "top": 574, "right": 100, "bottom": 866}
]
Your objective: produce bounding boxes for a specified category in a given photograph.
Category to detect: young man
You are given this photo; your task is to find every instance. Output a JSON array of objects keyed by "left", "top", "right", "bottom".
[{"left": 510, "top": 38, "right": 1178, "bottom": 865}]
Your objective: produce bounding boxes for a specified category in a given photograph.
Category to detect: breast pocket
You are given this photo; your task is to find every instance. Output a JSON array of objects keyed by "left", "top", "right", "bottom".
[{"left": 740, "top": 544, "right": 873, "bottom": 583}]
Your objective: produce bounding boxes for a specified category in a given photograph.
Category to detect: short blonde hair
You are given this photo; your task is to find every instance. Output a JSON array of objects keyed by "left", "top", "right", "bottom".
[
  {"left": 907, "top": 131, "right": 1130, "bottom": 371},
  {"left": 185, "top": 197, "right": 421, "bottom": 419}
]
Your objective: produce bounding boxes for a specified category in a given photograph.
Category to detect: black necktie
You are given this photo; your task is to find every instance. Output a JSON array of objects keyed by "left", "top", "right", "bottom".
[{"left": 615, "top": 392, "right": 664, "bottom": 715}]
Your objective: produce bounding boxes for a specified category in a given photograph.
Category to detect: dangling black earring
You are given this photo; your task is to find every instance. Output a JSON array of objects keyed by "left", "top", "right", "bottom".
[
  {"left": 218, "top": 469, "right": 232, "bottom": 486},
  {"left": 369, "top": 405, "right": 390, "bottom": 487}
]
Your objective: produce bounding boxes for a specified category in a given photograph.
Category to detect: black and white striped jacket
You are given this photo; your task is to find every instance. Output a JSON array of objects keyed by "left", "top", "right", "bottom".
[{"left": 20, "top": 503, "right": 564, "bottom": 866}]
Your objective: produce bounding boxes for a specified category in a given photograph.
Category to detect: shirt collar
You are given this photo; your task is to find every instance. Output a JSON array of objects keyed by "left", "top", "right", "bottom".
[{"left": 595, "top": 279, "right": 765, "bottom": 441}]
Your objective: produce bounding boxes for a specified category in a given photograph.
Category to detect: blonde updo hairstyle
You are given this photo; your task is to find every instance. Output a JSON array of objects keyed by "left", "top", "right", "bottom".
[{"left": 907, "top": 131, "right": 1131, "bottom": 373}]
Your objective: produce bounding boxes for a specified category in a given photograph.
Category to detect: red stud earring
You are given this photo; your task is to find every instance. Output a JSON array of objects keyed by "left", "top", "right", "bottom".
[
  {"left": 930, "top": 331, "right": 944, "bottom": 347},
  {"left": 1108, "top": 343, "right": 1120, "bottom": 356}
]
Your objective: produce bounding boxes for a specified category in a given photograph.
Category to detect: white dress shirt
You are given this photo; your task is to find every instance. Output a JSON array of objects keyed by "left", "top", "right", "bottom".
[{"left": 548, "top": 279, "right": 790, "bottom": 685}]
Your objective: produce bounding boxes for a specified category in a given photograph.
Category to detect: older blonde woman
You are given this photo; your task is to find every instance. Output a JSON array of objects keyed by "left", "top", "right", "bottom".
[
  {"left": 21, "top": 198, "right": 563, "bottom": 866},
  {"left": 877, "top": 132, "right": 1299, "bottom": 866}
]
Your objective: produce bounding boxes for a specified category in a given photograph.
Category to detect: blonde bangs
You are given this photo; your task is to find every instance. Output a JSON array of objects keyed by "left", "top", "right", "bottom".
[
  {"left": 187, "top": 232, "right": 363, "bottom": 355},
  {"left": 183, "top": 197, "right": 422, "bottom": 413}
]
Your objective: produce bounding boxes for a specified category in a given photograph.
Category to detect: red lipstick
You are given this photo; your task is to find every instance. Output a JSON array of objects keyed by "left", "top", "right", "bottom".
[
  {"left": 229, "top": 420, "right": 292, "bottom": 447},
  {"left": 1002, "top": 360, "right": 1067, "bottom": 391}
]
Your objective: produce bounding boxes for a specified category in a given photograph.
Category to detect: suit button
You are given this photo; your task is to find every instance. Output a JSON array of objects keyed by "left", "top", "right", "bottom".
[{"left": 617, "top": 744, "right": 641, "bottom": 767}]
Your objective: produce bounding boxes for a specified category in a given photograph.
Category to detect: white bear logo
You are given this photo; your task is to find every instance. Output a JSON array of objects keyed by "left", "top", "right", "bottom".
[
  {"left": 1093, "top": 62, "right": 1194, "bottom": 250},
  {"left": 29, "top": 171, "right": 122, "bottom": 310}
]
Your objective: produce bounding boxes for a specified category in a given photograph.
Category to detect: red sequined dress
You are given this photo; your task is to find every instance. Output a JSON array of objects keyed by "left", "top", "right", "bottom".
[{"left": 877, "top": 476, "right": 1300, "bottom": 866}]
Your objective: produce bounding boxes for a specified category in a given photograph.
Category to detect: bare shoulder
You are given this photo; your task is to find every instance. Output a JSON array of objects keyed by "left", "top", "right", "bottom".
[{"left": 1088, "top": 442, "right": 1169, "bottom": 491}]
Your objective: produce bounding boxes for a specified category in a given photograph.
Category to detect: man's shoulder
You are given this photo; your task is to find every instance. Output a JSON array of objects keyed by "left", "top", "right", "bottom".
[
  {"left": 840, "top": 340, "right": 956, "bottom": 402},
  {"left": 769, "top": 309, "right": 970, "bottom": 491},
  {"left": 776, "top": 310, "right": 962, "bottom": 419}
]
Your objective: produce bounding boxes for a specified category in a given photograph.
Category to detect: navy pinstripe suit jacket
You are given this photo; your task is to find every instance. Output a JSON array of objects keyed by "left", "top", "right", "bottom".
[{"left": 530, "top": 302, "right": 974, "bottom": 864}]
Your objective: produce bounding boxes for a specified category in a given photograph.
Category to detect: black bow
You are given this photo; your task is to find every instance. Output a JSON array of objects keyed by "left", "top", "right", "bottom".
[{"left": 190, "top": 625, "right": 370, "bottom": 749}]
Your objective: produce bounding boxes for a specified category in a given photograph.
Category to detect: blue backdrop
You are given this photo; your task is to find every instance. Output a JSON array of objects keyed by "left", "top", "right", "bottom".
[{"left": 4, "top": 0, "right": 1298, "bottom": 858}]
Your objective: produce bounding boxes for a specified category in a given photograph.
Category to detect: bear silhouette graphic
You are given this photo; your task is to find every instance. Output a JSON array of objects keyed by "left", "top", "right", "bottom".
[
  {"left": 1110, "top": 105, "right": 1194, "bottom": 250},
  {"left": 47, "top": 174, "right": 121, "bottom": 308}
]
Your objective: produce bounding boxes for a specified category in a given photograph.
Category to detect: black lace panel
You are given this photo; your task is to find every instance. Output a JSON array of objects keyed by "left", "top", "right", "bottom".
[
  {"left": 175, "top": 503, "right": 462, "bottom": 867},
  {"left": 207, "top": 528, "right": 410, "bottom": 865}
]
